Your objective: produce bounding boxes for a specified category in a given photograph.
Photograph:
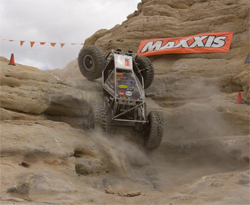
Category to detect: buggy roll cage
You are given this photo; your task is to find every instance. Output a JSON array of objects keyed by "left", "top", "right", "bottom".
[{"left": 102, "top": 50, "right": 147, "bottom": 124}]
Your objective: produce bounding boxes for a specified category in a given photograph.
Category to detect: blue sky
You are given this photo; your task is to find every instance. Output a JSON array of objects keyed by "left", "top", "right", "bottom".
[{"left": 0, "top": 0, "right": 140, "bottom": 70}]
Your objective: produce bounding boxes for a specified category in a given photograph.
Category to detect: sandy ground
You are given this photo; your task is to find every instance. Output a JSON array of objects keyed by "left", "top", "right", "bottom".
[
  {"left": 0, "top": 59, "right": 249, "bottom": 204},
  {"left": 1, "top": 91, "right": 249, "bottom": 205}
]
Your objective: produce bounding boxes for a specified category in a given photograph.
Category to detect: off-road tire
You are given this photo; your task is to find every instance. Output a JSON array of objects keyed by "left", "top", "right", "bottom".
[
  {"left": 135, "top": 56, "right": 154, "bottom": 89},
  {"left": 78, "top": 45, "right": 106, "bottom": 81},
  {"left": 88, "top": 105, "right": 107, "bottom": 132},
  {"left": 144, "top": 111, "right": 164, "bottom": 149}
]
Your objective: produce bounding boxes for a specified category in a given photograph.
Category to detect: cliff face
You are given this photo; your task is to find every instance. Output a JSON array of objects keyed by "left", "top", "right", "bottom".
[
  {"left": 1, "top": 1, "right": 250, "bottom": 204},
  {"left": 58, "top": 0, "right": 249, "bottom": 103},
  {"left": 86, "top": 0, "right": 249, "bottom": 56}
]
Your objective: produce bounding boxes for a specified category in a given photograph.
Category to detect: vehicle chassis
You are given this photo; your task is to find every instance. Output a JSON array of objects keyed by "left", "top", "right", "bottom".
[{"left": 102, "top": 50, "right": 147, "bottom": 128}]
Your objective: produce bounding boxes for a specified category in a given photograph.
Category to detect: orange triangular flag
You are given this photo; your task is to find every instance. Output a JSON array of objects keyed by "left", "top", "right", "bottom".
[
  {"left": 60, "top": 43, "right": 65, "bottom": 48},
  {"left": 20, "top": 41, "right": 25, "bottom": 46},
  {"left": 40, "top": 42, "right": 46, "bottom": 45},
  {"left": 30, "top": 41, "right": 35, "bottom": 47},
  {"left": 51, "top": 43, "right": 56, "bottom": 47}
]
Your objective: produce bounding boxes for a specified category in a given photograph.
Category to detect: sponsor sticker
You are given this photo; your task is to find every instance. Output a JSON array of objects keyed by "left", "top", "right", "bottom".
[
  {"left": 125, "top": 58, "right": 130, "bottom": 66},
  {"left": 119, "top": 92, "right": 124, "bottom": 95},
  {"left": 119, "top": 85, "right": 127, "bottom": 88},
  {"left": 117, "top": 73, "right": 124, "bottom": 77},
  {"left": 137, "top": 32, "right": 233, "bottom": 56},
  {"left": 116, "top": 77, "right": 120, "bottom": 81},
  {"left": 125, "top": 91, "right": 132, "bottom": 96}
]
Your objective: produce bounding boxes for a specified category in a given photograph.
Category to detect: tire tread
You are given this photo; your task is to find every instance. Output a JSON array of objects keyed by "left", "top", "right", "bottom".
[
  {"left": 78, "top": 45, "right": 106, "bottom": 80},
  {"left": 144, "top": 111, "right": 164, "bottom": 149},
  {"left": 89, "top": 105, "right": 107, "bottom": 132},
  {"left": 135, "top": 56, "right": 154, "bottom": 89}
]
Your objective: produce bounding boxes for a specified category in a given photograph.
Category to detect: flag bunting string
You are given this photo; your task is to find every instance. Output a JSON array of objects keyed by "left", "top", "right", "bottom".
[{"left": 0, "top": 35, "right": 84, "bottom": 48}]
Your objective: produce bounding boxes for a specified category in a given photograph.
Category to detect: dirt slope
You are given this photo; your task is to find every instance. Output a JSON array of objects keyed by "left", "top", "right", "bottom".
[{"left": 1, "top": 53, "right": 249, "bottom": 205}]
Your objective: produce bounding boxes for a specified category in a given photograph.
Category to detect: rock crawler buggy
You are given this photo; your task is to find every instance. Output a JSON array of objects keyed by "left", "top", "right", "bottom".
[{"left": 78, "top": 45, "right": 164, "bottom": 149}]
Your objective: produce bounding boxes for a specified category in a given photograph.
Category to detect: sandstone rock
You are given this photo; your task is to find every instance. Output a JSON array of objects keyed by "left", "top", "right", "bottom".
[
  {"left": 118, "top": 192, "right": 128, "bottom": 197},
  {"left": 117, "top": 191, "right": 141, "bottom": 197},
  {"left": 105, "top": 188, "right": 115, "bottom": 194},
  {"left": 0, "top": 119, "right": 124, "bottom": 203},
  {"left": 84, "top": 29, "right": 109, "bottom": 46},
  {"left": 54, "top": 0, "right": 249, "bottom": 106},
  {"left": 0, "top": 108, "right": 46, "bottom": 121},
  {"left": 0, "top": 61, "right": 102, "bottom": 128},
  {"left": 127, "top": 191, "right": 141, "bottom": 197},
  {"left": 0, "top": 56, "right": 10, "bottom": 63}
]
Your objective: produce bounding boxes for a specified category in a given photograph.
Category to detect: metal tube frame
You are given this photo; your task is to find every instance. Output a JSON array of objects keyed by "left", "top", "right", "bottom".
[{"left": 102, "top": 50, "right": 147, "bottom": 125}]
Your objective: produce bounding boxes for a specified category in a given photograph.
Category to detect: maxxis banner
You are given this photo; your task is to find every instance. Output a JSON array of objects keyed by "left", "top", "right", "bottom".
[{"left": 137, "top": 32, "right": 233, "bottom": 56}]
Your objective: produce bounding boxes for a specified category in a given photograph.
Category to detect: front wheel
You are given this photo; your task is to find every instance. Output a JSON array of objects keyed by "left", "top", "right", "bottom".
[
  {"left": 135, "top": 56, "right": 154, "bottom": 89},
  {"left": 78, "top": 45, "right": 106, "bottom": 81},
  {"left": 144, "top": 111, "right": 164, "bottom": 149}
]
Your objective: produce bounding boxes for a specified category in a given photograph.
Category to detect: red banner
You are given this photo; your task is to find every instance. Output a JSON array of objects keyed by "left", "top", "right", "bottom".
[{"left": 137, "top": 32, "right": 233, "bottom": 56}]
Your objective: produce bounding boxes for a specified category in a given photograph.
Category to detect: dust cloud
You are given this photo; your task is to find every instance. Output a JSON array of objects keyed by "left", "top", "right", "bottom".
[
  {"left": 90, "top": 129, "right": 150, "bottom": 174},
  {"left": 79, "top": 80, "right": 249, "bottom": 193}
]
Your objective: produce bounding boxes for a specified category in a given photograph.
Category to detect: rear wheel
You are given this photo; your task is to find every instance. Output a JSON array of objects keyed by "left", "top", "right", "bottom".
[
  {"left": 135, "top": 56, "right": 154, "bottom": 89},
  {"left": 78, "top": 45, "right": 106, "bottom": 80},
  {"left": 88, "top": 104, "right": 107, "bottom": 132},
  {"left": 144, "top": 111, "right": 164, "bottom": 149}
]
